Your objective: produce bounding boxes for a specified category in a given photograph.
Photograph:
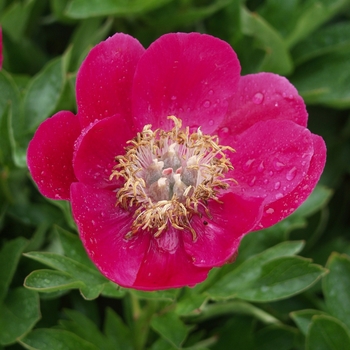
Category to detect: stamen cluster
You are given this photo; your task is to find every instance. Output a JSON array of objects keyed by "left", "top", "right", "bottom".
[{"left": 110, "top": 116, "right": 235, "bottom": 239}]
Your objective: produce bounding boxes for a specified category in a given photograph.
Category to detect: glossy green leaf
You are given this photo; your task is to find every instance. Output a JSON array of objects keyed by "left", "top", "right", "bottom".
[
  {"left": 323, "top": 253, "right": 350, "bottom": 329},
  {"left": 151, "top": 312, "right": 189, "bottom": 348},
  {"left": 0, "top": 287, "right": 40, "bottom": 346},
  {"left": 19, "top": 328, "right": 98, "bottom": 350},
  {"left": 290, "top": 309, "right": 328, "bottom": 336},
  {"left": 24, "top": 269, "right": 85, "bottom": 292},
  {"left": 65, "top": 0, "right": 173, "bottom": 18},
  {"left": 23, "top": 56, "right": 66, "bottom": 132},
  {"left": 23, "top": 252, "right": 107, "bottom": 285},
  {"left": 0, "top": 237, "right": 27, "bottom": 302},
  {"left": 306, "top": 315, "right": 350, "bottom": 350},
  {"left": 175, "top": 288, "right": 207, "bottom": 316},
  {"left": 292, "top": 22, "right": 350, "bottom": 65},
  {"left": 104, "top": 308, "right": 133, "bottom": 350},
  {"left": 131, "top": 288, "right": 179, "bottom": 301},
  {"left": 291, "top": 49, "right": 350, "bottom": 108},
  {"left": 100, "top": 282, "right": 125, "bottom": 298},
  {"left": 0, "top": 103, "right": 13, "bottom": 166},
  {"left": 241, "top": 7, "right": 293, "bottom": 75},
  {"left": 206, "top": 242, "right": 326, "bottom": 301}
]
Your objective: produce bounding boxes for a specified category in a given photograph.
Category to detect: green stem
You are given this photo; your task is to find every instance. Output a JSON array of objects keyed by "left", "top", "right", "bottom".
[{"left": 186, "top": 300, "right": 281, "bottom": 325}]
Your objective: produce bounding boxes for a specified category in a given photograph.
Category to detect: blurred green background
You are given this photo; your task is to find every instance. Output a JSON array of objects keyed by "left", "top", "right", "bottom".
[{"left": 1, "top": 0, "right": 350, "bottom": 349}]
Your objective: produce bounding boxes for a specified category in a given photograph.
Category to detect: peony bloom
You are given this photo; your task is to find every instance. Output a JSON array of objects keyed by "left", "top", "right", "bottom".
[{"left": 27, "top": 33, "right": 326, "bottom": 290}]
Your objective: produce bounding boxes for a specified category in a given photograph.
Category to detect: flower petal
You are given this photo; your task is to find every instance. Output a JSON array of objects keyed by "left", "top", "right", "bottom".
[
  {"left": 217, "top": 73, "right": 308, "bottom": 141},
  {"left": 183, "top": 192, "right": 264, "bottom": 268},
  {"left": 132, "top": 32, "right": 241, "bottom": 133},
  {"left": 73, "top": 115, "right": 135, "bottom": 189},
  {"left": 132, "top": 227, "right": 210, "bottom": 290},
  {"left": 70, "top": 183, "right": 150, "bottom": 288},
  {"left": 257, "top": 134, "right": 326, "bottom": 229},
  {"left": 27, "top": 111, "right": 80, "bottom": 200},
  {"left": 229, "top": 119, "right": 314, "bottom": 204},
  {"left": 76, "top": 33, "right": 145, "bottom": 128}
]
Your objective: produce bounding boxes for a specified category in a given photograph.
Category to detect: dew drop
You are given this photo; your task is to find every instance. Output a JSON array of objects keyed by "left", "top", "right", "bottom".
[
  {"left": 171, "top": 95, "right": 177, "bottom": 101},
  {"left": 208, "top": 89, "right": 214, "bottom": 95},
  {"left": 275, "top": 193, "right": 283, "bottom": 200},
  {"left": 218, "top": 127, "right": 230, "bottom": 138},
  {"left": 257, "top": 161, "right": 265, "bottom": 173},
  {"left": 269, "top": 171, "right": 274, "bottom": 176},
  {"left": 203, "top": 100, "right": 211, "bottom": 108},
  {"left": 243, "top": 159, "right": 255, "bottom": 171},
  {"left": 249, "top": 176, "right": 257, "bottom": 186},
  {"left": 208, "top": 119, "right": 214, "bottom": 126},
  {"left": 286, "top": 167, "right": 297, "bottom": 181},
  {"left": 252, "top": 92, "right": 264, "bottom": 104},
  {"left": 274, "top": 181, "right": 281, "bottom": 190},
  {"left": 41, "top": 171, "right": 45, "bottom": 175},
  {"left": 274, "top": 102, "right": 279, "bottom": 107},
  {"left": 263, "top": 179, "right": 269, "bottom": 184},
  {"left": 266, "top": 208, "right": 274, "bottom": 214},
  {"left": 92, "top": 220, "right": 96, "bottom": 226},
  {"left": 273, "top": 159, "right": 285, "bottom": 171}
]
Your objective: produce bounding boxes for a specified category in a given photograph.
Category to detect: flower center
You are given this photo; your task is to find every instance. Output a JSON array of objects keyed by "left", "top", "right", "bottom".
[{"left": 110, "top": 116, "right": 235, "bottom": 240}]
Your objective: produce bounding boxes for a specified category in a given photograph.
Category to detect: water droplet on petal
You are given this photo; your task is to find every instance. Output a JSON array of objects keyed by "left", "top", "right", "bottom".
[
  {"left": 286, "top": 167, "right": 297, "bottom": 181},
  {"left": 263, "top": 179, "right": 269, "bottom": 184},
  {"left": 274, "top": 102, "right": 279, "bottom": 107},
  {"left": 274, "top": 181, "right": 281, "bottom": 190},
  {"left": 257, "top": 161, "right": 265, "bottom": 173},
  {"left": 273, "top": 159, "right": 285, "bottom": 171},
  {"left": 269, "top": 171, "right": 274, "bottom": 176},
  {"left": 208, "top": 119, "right": 214, "bottom": 126},
  {"left": 249, "top": 176, "right": 257, "bottom": 186},
  {"left": 275, "top": 193, "right": 283, "bottom": 200},
  {"left": 243, "top": 159, "right": 255, "bottom": 171},
  {"left": 208, "top": 89, "right": 214, "bottom": 95},
  {"left": 171, "top": 96, "right": 177, "bottom": 101},
  {"left": 218, "top": 127, "right": 230, "bottom": 138},
  {"left": 203, "top": 100, "right": 211, "bottom": 108},
  {"left": 252, "top": 92, "right": 264, "bottom": 104},
  {"left": 266, "top": 208, "right": 274, "bottom": 214}
]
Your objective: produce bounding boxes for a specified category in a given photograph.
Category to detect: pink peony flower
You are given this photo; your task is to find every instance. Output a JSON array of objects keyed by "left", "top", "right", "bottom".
[{"left": 27, "top": 33, "right": 326, "bottom": 290}]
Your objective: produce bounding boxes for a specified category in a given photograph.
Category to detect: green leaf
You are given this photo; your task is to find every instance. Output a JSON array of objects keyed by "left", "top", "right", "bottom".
[
  {"left": 55, "top": 226, "right": 95, "bottom": 268},
  {"left": 0, "top": 0, "right": 35, "bottom": 42},
  {"left": 240, "top": 6, "right": 293, "bottom": 75},
  {"left": 151, "top": 312, "right": 189, "bottom": 348},
  {"left": 292, "top": 22, "right": 350, "bottom": 65},
  {"left": 254, "top": 325, "right": 298, "bottom": 350},
  {"left": 130, "top": 289, "right": 179, "bottom": 301},
  {"left": 24, "top": 269, "right": 85, "bottom": 293},
  {"left": 306, "top": 315, "right": 350, "bottom": 350},
  {"left": 23, "top": 56, "right": 66, "bottom": 132},
  {"left": 175, "top": 288, "right": 207, "bottom": 316},
  {"left": 65, "top": 0, "right": 173, "bottom": 18},
  {"left": 69, "top": 17, "right": 114, "bottom": 71},
  {"left": 0, "top": 237, "right": 27, "bottom": 302},
  {"left": 206, "top": 242, "right": 327, "bottom": 301},
  {"left": 291, "top": 49, "right": 350, "bottom": 108},
  {"left": 0, "top": 287, "right": 40, "bottom": 346},
  {"left": 23, "top": 252, "right": 106, "bottom": 286},
  {"left": 19, "top": 328, "right": 99, "bottom": 350},
  {"left": 100, "top": 282, "right": 125, "bottom": 298},
  {"left": 286, "top": 0, "right": 350, "bottom": 48},
  {"left": 104, "top": 308, "right": 133, "bottom": 350},
  {"left": 59, "top": 309, "right": 115, "bottom": 350},
  {"left": 323, "top": 253, "right": 350, "bottom": 329},
  {"left": 0, "top": 103, "right": 13, "bottom": 166},
  {"left": 290, "top": 309, "right": 328, "bottom": 336}
]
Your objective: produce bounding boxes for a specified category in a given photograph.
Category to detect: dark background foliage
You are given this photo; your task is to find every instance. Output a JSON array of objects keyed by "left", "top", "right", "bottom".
[{"left": 1, "top": 0, "right": 350, "bottom": 349}]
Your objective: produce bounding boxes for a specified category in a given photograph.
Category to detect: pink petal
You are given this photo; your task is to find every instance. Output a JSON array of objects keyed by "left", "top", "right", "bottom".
[
  {"left": 27, "top": 111, "right": 81, "bottom": 200},
  {"left": 257, "top": 134, "right": 326, "bottom": 229},
  {"left": 76, "top": 33, "right": 145, "bottom": 128},
  {"left": 229, "top": 119, "right": 314, "bottom": 204},
  {"left": 217, "top": 73, "right": 308, "bottom": 141},
  {"left": 183, "top": 192, "right": 264, "bottom": 268},
  {"left": 73, "top": 115, "right": 135, "bottom": 189},
  {"left": 132, "top": 33, "right": 241, "bottom": 133},
  {"left": 70, "top": 183, "right": 150, "bottom": 288},
  {"left": 133, "top": 227, "right": 210, "bottom": 290}
]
